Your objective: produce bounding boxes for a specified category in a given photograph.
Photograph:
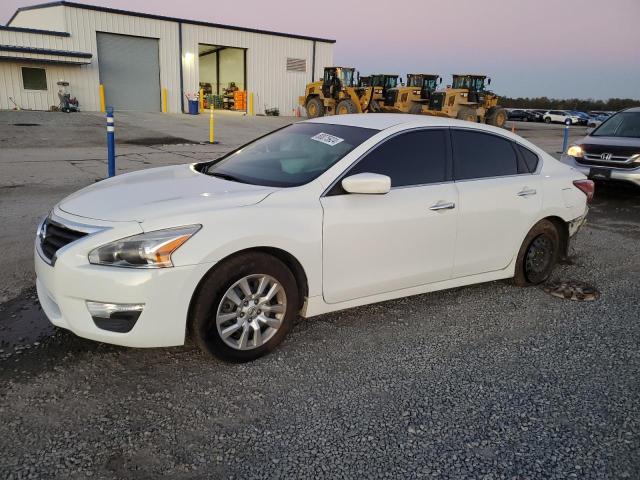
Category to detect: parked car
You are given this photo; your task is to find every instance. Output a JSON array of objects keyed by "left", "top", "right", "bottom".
[
  {"left": 35, "top": 114, "right": 592, "bottom": 361},
  {"left": 568, "top": 111, "right": 590, "bottom": 126},
  {"left": 587, "top": 113, "right": 610, "bottom": 128},
  {"left": 544, "top": 110, "right": 581, "bottom": 125},
  {"left": 561, "top": 107, "right": 640, "bottom": 188},
  {"left": 507, "top": 109, "right": 538, "bottom": 122},
  {"left": 527, "top": 110, "right": 545, "bottom": 122}
]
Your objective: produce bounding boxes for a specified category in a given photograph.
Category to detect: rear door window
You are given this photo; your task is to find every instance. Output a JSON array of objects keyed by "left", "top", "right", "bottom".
[{"left": 452, "top": 130, "right": 519, "bottom": 180}]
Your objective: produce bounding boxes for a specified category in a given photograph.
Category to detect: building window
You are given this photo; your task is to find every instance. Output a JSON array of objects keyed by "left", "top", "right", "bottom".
[
  {"left": 286, "top": 58, "right": 306, "bottom": 72},
  {"left": 22, "top": 67, "right": 47, "bottom": 90}
]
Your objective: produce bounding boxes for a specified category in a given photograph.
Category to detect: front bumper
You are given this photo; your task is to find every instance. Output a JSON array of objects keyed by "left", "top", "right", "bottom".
[
  {"left": 560, "top": 155, "right": 640, "bottom": 187},
  {"left": 35, "top": 212, "right": 214, "bottom": 348}
]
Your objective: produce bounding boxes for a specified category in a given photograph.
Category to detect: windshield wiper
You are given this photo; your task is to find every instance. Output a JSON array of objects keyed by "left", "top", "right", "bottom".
[{"left": 208, "top": 172, "right": 245, "bottom": 183}]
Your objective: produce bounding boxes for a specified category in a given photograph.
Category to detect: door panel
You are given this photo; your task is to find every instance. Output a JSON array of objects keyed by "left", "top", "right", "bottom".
[
  {"left": 452, "top": 176, "right": 541, "bottom": 277},
  {"left": 450, "top": 128, "right": 543, "bottom": 277},
  {"left": 321, "top": 184, "right": 458, "bottom": 304}
]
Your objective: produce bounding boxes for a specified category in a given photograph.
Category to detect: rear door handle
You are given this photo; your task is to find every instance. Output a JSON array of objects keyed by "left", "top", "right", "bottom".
[
  {"left": 429, "top": 201, "right": 456, "bottom": 211},
  {"left": 517, "top": 188, "right": 537, "bottom": 197}
]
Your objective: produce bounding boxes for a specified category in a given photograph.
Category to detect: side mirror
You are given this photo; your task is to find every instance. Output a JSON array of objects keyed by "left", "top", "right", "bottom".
[
  {"left": 341, "top": 173, "right": 391, "bottom": 195},
  {"left": 487, "top": 78, "right": 492, "bottom": 85},
  {"left": 439, "top": 77, "right": 443, "bottom": 84}
]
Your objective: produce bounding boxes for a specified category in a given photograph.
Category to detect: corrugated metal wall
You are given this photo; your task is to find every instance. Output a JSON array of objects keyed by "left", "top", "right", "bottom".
[
  {"left": 61, "top": 6, "right": 181, "bottom": 113},
  {"left": 2, "top": 5, "right": 334, "bottom": 114},
  {"left": 182, "top": 25, "right": 333, "bottom": 115}
]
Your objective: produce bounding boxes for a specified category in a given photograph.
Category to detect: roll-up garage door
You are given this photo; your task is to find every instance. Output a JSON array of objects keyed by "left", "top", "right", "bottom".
[{"left": 97, "top": 33, "right": 161, "bottom": 112}]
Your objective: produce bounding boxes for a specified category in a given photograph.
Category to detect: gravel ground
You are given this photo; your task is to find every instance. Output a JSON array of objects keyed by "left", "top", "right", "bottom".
[{"left": 0, "top": 185, "right": 639, "bottom": 479}]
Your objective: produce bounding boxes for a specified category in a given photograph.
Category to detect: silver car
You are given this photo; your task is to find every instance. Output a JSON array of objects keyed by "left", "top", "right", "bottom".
[{"left": 560, "top": 108, "right": 640, "bottom": 188}]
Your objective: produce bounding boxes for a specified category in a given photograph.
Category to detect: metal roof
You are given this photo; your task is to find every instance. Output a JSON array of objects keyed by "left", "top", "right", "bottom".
[{"left": 7, "top": 1, "right": 337, "bottom": 44}]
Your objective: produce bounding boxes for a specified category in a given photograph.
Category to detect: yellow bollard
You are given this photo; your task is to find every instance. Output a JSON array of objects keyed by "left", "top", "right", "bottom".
[
  {"left": 199, "top": 88, "right": 204, "bottom": 112},
  {"left": 209, "top": 106, "right": 215, "bottom": 144},
  {"left": 99, "top": 84, "right": 106, "bottom": 113},
  {"left": 161, "top": 88, "right": 168, "bottom": 113},
  {"left": 249, "top": 92, "right": 254, "bottom": 116}
]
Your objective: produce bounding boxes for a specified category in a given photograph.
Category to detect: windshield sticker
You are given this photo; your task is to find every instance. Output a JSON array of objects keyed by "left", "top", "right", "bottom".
[{"left": 311, "top": 132, "right": 345, "bottom": 147}]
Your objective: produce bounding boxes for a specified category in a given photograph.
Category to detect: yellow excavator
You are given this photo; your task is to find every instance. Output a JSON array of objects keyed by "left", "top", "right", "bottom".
[
  {"left": 420, "top": 74, "right": 507, "bottom": 127},
  {"left": 379, "top": 73, "right": 442, "bottom": 114},
  {"left": 300, "top": 67, "right": 375, "bottom": 117}
]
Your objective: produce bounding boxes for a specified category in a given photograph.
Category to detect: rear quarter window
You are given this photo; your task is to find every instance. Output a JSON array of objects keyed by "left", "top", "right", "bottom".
[{"left": 518, "top": 145, "right": 540, "bottom": 173}]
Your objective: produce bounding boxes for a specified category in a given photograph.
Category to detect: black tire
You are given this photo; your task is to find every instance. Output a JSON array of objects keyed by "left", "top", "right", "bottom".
[
  {"left": 514, "top": 220, "right": 561, "bottom": 286},
  {"left": 523, "top": 117, "right": 528, "bottom": 122},
  {"left": 336, "top": 99, "right": 358, "bottom": 115},
  {"left": 305, "top": 97, "right": 324, "bottom": 118},
  {"left": 564, "top": 118, "right": 572, "bottom": 125},
  {"left": 191, "top": 252, "right": 299, "bottom": 362},
  {"left": 456, "top": 106, "right": 477, "bottom": 123},
  {"left": 544, "top": 117, "right": 551, "bottom": 124},
  {"left": 409, "top": 103, "right": 424, "bottom": 115},
  {"left": 486, "top": 107, "right": 507, "bottom": 128}
]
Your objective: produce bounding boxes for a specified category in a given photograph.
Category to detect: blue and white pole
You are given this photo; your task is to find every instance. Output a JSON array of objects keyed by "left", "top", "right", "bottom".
[
  {"left": 561, "top": 124, "right": 570, "bottom": 153},
  {"left": 106, "top": 107, "right": 115, "bottom": 177}
]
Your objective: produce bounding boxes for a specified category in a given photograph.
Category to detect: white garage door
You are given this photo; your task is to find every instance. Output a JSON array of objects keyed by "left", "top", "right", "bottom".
[{"left": 97, "top": 33, "right": 161, "bottom": 112}]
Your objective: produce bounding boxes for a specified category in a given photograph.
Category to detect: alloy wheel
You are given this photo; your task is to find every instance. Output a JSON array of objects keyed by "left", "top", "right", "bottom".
[{"left": 216, "top": 274, "right": 287, "bottom": 351}]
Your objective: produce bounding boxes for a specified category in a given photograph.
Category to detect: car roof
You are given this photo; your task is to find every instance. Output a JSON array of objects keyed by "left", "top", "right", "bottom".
[{"left": 304, "top": 113, "right": 500, "bottom": 132}]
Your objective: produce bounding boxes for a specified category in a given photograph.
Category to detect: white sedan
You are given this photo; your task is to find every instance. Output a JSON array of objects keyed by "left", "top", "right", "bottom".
[{"left": 35, "top": 114, "right": 592, "bottom": 361}]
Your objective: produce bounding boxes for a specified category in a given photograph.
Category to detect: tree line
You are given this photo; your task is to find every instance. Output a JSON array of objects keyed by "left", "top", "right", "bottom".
[{"left": 498, "top": 97, "right": 640, "bottom": 112}]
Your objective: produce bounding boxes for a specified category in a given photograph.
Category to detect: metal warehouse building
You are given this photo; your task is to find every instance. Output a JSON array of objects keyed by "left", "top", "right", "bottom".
[{"left": 0, "top": 1, "right": 334, "bottom": 114}]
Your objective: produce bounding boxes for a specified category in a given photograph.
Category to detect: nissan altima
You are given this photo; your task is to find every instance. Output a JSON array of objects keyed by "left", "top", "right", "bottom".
[{"left": 35, "top": 114, "right": 592, "bottom": 361}]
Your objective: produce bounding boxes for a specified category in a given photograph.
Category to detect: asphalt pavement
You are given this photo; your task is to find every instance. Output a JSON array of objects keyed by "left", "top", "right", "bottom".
[{"left": 0, "top": 113, "right": 638, "bottom": 479}]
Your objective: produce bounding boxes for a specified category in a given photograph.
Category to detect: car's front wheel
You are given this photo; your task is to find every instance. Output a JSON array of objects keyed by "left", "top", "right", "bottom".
[
  {"left": 514, "top": 220, "right": 561, "bottom": 286},
  {"left": 544, "top": 117, "right": 551, "bottom": 123},
  {"left": 191, "top": 252, "right": 299, "bottom": 361},
  {"left": 564, "top": 118, "right": 572, "bottom": 125}
]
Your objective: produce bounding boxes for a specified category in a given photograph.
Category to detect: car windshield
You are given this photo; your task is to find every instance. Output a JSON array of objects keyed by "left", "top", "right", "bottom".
[
  {"left": 591, "top": 112, "right": 640, "bottom": 138},
  {"left": 203, "top": 123, "right": 377, "bottom": 187}
]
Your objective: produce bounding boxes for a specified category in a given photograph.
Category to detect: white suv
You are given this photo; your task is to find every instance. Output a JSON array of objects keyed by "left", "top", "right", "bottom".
[{"left": 544, "top": 110, "right": 580, "bottom": 125}]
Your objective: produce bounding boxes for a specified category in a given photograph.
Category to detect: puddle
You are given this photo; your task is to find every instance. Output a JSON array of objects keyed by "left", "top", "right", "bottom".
[{"left": 121, "top": 136, "right": 199, "bottom": 145}]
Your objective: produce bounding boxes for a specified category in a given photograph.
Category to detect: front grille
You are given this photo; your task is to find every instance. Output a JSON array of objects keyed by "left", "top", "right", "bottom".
[
  {"left": 577, "top": 154, "right": 639, "bottom": 169},
  {"left": 39, "top": 218, "right": 87, "bottom": 262}
]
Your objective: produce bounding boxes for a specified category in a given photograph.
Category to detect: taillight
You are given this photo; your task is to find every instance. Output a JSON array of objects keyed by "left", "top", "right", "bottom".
[{"left": 573, "top": 179, "right": 595, "bottom": 203}]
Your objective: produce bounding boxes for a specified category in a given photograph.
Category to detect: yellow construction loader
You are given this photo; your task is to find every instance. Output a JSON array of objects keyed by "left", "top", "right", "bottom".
[
  {"left": 420, "top": 74, "right": 507, "bottom": 127},
  {"left": 379, "top": 73, "right": 442, "bottom": 114},
  {"left": 300, "top": 67, "right": 375, "bottom": 117}
]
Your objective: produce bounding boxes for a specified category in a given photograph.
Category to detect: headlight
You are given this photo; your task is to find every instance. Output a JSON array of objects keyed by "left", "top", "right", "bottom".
[
  {"left": 88, "top": 225, "right": 200, "bottom": 268},
  {"left": 567, "top": 145, "right": 584, "bottom": 158}
]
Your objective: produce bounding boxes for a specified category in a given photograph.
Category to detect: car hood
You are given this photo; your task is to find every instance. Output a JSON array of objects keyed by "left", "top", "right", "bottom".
[
  {"left": 58, "top": 164, "right": 278, "bottom": 222},
  {"left": 576, "top": 135, "right": 640, "bottom": 156}
]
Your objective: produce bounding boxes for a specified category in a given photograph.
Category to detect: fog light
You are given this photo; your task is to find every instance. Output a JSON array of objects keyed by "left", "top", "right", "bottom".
[{"left": 86, "top": 301, "right": 144, "bottom": 333}]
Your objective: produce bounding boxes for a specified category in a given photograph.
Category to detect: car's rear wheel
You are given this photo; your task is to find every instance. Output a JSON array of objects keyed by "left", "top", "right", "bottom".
[
  {"left": 514, "top": 220, "right": 561, "bottom": 286},
  {"left": 191, "top": 252, "right": 299, "bottom": 361}
]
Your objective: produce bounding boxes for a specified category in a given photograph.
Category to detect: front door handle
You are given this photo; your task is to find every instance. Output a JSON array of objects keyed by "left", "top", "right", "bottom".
[
  {"left": 517, "top": 188, "right": 537, "bottom": 197},
  {"left": 429, "top": 201, "right": 456, "bottom": 211}
]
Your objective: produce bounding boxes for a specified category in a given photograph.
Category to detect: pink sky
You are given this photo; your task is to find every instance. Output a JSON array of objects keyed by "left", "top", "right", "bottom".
[{"left": 3, "top": 0, "right": 639, "bottom": 99}]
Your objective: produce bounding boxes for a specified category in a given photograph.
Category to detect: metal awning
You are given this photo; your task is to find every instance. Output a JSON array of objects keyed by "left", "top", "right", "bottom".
[{"left": 0, "top": 44, "right": 92, "bottom": 65}]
